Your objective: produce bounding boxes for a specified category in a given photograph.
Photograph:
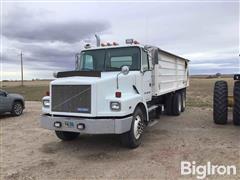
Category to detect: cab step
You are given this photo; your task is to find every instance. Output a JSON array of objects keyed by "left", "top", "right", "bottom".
[
  {"left": 148, "top": 119, "right": 159, "bottom": 127},
  {"left": 148, "top": 105, "right": 158, "bottom": 112}
]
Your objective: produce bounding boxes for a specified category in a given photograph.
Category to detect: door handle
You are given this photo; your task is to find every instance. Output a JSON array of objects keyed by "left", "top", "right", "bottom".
[{"left": 149, "top": 83, "right": 152, "bottom": 87}]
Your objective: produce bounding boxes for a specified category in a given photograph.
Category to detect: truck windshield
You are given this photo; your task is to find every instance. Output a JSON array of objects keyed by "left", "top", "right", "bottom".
[{"left": 76, "top": 47, "right": 141, "bottom": 71}]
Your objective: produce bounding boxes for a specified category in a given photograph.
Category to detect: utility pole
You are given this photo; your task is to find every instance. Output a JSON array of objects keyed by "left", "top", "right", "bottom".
[{"left": 20, "top": 51, "right": 23, "bottom": 86}]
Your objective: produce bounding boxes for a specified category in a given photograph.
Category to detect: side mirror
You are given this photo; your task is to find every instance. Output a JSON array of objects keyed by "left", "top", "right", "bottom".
[
  {"left": 53, "top": 72, "right": 58, "bottom": 78},
  {"left": 121, "top": 66, "right": 129, "bottom": 75}
]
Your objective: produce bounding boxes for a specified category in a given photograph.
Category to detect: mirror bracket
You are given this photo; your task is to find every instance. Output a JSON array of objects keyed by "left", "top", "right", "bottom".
[{"left": 116, "top": 66, "right": 129, "bottom": 89}]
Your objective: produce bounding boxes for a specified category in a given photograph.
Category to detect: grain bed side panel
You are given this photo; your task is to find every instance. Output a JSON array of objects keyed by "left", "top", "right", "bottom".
[{"left": 153, "top": 52, "right": 189, "bottom": 96}]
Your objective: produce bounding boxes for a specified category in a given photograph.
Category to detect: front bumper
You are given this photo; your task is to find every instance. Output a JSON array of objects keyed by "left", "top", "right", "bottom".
[{"left": 40, "top": 114, "right": 132, "bottom": 134}]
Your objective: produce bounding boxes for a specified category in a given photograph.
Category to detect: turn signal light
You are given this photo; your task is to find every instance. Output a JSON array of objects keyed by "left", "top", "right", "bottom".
[{"left": 115, "top": 91, "right": 121, "bottom": 98}]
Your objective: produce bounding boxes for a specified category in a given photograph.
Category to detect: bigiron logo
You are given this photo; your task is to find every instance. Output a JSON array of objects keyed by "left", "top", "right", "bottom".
[{"left": 181, "top": 161, "right": 237, "bottom": 179}]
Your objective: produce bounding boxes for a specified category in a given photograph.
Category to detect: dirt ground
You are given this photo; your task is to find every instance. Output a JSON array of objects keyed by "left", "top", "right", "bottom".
[{"left": 1, "top": 101, "right": 239, "bottom": 180}]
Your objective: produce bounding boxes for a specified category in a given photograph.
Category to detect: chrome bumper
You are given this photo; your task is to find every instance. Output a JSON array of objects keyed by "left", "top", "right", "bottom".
[{"left": 40, "top": 114, "right": 132, "bottom": 134}]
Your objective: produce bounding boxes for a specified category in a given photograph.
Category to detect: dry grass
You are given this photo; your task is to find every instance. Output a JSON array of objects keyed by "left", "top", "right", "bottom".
[
  {"left": 1, "top": 81, "right": 49, "bottom": 101},
  {"left": 1, "top": 78, "right": 234, "bottom": 107},
  {"left": 187, "top": 78, "right": 234, "bottom": 107}
]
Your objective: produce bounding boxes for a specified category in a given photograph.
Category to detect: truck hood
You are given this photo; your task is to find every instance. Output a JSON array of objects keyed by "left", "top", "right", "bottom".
[{"left": 51, "top": 71, "right": 139, "bottom": 86}]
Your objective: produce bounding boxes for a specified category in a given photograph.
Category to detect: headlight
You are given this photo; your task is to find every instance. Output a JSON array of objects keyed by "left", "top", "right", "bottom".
[
  {"left": 110, "top": 102, "right": 121, "bottom": 111},
  {"left": 43, "top": 99, "right": 50, "bottom": 107}
]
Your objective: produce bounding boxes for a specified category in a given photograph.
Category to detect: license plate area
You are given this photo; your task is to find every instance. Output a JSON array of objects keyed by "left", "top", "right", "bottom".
[{"left": 64, "top": 121, "right": 74, "bottom": 128}]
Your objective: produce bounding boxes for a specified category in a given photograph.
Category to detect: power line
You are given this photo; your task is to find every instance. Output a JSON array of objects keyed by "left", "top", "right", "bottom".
[{"left": 20, "top": 52, "right": 23, "bottom": 86}]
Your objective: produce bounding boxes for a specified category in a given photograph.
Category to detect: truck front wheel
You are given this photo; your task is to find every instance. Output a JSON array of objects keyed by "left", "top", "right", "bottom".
[
  {"left": 55, "top": 131, "right": 79, "bottom": 141},
  {"left": 120, "top": 107, "right": 146, "bottom": 148}
]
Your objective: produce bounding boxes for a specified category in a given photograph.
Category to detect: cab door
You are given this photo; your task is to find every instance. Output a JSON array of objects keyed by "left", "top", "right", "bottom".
[{"left": 141, "top": 50, "right": 152, "bottom": 102}]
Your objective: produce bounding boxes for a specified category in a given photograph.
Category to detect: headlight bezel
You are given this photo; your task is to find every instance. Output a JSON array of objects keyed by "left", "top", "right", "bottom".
[
  {"left": 42, "top": 99, "right": 50, "bottom": 108},
  {"left": 110, "top": 101, "right": 121, "bottom": 111}
]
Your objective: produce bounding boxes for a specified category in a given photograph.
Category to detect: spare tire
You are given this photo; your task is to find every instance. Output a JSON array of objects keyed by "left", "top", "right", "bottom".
[
  {"left": 213, "top": 81, "right": 228, "bottom": 124},
  {"left": 233, "top": 81, "right": 240, "bottom": 126}
]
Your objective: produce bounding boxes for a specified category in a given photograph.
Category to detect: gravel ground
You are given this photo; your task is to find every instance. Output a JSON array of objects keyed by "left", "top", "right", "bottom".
[{"left": 1, "top": 101, "right": 239, "bottom": 180}]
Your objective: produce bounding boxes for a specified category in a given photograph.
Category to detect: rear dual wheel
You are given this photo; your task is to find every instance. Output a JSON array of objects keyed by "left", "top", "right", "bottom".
[
  {"left": 165, "top": 90, "right": 185, "bottom": 116},
  {"left": 172, "top": 92, "right": 182, "bottom": 116}
]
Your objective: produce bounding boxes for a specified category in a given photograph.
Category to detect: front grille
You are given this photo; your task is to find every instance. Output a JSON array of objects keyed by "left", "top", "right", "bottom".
[{"left": 51, "top": 85, "right": 91, "bottom": 113}]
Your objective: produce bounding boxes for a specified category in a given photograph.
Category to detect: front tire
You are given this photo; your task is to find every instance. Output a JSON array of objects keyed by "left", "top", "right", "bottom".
[
  {"left": 120, "top": 107, "right": 146, "bottom": 148},
  {"left": 213, "top": 81, "right": 228, "bottom": 125},
  {"left": 233, "top": 81, "right": 240, "bottom": 126},
  {"left": 55, "top": 131, "right": 79, "bottom": 141},
  {"left": 11, "top": 101, "right": 23, "bottom": 116}
]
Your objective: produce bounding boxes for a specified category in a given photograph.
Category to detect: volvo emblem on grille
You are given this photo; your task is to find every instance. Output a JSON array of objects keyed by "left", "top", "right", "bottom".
[{"left": 77, "top": 107, "right": 89, "bottom": 112}]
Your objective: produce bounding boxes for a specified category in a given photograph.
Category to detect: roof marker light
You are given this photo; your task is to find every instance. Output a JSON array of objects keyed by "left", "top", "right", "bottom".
[
  {"left": 126, "top": 39, "right": 134, "bottom": 44},
  {"left": 115, "top": 91, "right": 122, "bottom": 98},
  {"left": 84, "top": 44, "right": 91, "bottom": 49},
  {"left": 133, "top": 40, "right": 139, "bottom": 44}
]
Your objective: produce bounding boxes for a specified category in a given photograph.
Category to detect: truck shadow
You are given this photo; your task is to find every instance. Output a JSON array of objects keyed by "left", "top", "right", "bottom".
[
  {"left": 0, "top": 113, "right": 14, "bottom": 120},
  {"left": 40, "top": 134, "right": 140, "bottom": 162}
]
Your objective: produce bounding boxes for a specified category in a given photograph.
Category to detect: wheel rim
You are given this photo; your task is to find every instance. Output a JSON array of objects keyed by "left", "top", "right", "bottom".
[
  {"left": 183, "top": 96, "right": 186, "bottom": 108},
  {"left": 14, "top": 104, "right": 22, "bottom": 115},
  {"left": 133, "top": 115, "right": 144, "bottom": 140}
]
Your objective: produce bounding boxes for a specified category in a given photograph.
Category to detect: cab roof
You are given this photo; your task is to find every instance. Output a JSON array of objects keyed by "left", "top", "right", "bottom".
[{"left": 83, "top": 44, "right": 190, "bottom": 62}]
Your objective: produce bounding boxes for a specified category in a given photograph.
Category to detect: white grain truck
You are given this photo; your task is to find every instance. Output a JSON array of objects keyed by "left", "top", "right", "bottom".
[{"left": 40, "top": 39, "right": 189, "bottom": 148}]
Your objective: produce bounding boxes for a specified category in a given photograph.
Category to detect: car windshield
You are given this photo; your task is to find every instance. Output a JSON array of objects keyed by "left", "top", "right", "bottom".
[{"left": 76, "top": 47, "right": 141, "bottom": 71}]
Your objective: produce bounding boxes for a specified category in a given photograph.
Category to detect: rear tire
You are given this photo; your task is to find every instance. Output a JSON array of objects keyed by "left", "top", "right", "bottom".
[
  {"left": 213, "top": 81, "right": 228, "bottom": 125},
  {"left": 172, "top": 92, "right": 182, "bottom": 116},
  {"left": 165, "top": 94, "right": 173, "bottom": 115},
  {"left": 55, "top": 131, "right": 79, "bottom": 141},
  {"left": 11, "top": 101, "right": 23, "bottom": 116},
  {"left": 120, "top": 107, "right": 146, "bottom": 148},
  {"left": 233, "top": 81, "right": 240, "bottom": 126},
  {"left": 181, "top": 89, "right": 186, "bottom": 112}
]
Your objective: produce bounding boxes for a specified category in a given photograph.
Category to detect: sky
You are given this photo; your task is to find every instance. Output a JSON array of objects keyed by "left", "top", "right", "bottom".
[{"left": 1, "top": 1, "right": 239, "bottom": 80}]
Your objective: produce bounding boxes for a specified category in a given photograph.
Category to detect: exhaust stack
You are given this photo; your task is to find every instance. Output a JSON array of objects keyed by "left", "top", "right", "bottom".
[{"left": 95, "top": 34, "right": 100, "bottom": 47}]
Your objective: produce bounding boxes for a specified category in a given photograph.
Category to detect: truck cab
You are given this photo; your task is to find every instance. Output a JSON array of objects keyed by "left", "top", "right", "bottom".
[{"left": 40, "top": 40, "right": 189, "bottom": 148}]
